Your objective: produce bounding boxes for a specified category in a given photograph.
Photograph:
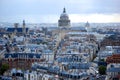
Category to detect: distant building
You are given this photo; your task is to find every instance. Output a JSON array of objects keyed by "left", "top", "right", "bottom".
[
  {"left": 70, "top": 27, "right": 87, "bottom": 32},
  {"left": 58, "top": 7, "right": 70, "bottom": 28},
  {"left": 85, "top": 21, "right": 91, "bottom": 32},
  {"left": 85, "top": 21, "right": 90, "bottom": 28}
]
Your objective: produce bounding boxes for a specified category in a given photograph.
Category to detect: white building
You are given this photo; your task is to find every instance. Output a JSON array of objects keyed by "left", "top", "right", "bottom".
[{"left": 43, "top": 50, "right": 54, "bottom": 61}]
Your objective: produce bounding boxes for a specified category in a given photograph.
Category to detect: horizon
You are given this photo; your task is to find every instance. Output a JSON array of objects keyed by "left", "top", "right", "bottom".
[{"left": 1, "top": 21, "right": 120, "bottom": 24}]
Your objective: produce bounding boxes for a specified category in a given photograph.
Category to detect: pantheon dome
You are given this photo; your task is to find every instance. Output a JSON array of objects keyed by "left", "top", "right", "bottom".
[{"left": 58, "top": 8, "right": 70, "bottom": 28}]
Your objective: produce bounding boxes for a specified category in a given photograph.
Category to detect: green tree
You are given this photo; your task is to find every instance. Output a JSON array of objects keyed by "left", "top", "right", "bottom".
[
  {"left": 0, "top": 64, "right": 9, "bottom": 75},
  {"left": 99, "top": 65, "right": 106, "bottom": 75},
  {"left": 100, "top": 59, "right": 104, "bottom": 62}
]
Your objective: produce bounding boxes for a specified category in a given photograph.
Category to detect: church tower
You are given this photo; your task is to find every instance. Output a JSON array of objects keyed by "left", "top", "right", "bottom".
[
  {"left": 58, "top": 8, "right": 70, "bottom": 28},
  {"left": 22, "top": 20, "right": 26, "bottom": 35}
]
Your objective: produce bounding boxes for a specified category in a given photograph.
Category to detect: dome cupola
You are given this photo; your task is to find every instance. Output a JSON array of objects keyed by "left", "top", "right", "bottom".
[{"left": 60, "top": 8, "right": 69, "bottom": 20}]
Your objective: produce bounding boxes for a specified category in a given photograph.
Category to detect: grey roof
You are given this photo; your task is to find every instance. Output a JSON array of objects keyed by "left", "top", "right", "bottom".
[
  {"left": 57, "top": 56, "right": 81, "bottom": 62},
  {"left": 107, "top": 68, "right": 120, "bottom": 72},
  {"left": 7, "top": 28, "right": 28, "bottom": 33},
  {"left": 31, "top": 63, "right": 89, "bottom": 79},
  {"left": 0, "top": 76, "right": 12, "bottom": 80},
  {"left": 43, "top": 50, "right": 53, "bottom": 53},
  {"left": 70, "top": 27, "right": 87, "bottom": 31},
  {"left": 68, "top": 63, "right": 90, "bottom": 69},
  {"left": 4, "top": 53, "right": 41, "bottom": 58}
]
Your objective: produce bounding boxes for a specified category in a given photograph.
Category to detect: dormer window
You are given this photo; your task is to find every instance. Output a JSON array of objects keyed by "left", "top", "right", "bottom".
[
  {"left": 33, "top": 55, "right": 36, "bottom": 58},
  {"left": 9, "top": 55, "right": 12, "bottom": 58}
]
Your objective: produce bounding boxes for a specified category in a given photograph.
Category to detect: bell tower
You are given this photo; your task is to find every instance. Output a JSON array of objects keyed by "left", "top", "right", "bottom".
[{"left": 22, "top": 20, "right": 26, "bottom": 35}]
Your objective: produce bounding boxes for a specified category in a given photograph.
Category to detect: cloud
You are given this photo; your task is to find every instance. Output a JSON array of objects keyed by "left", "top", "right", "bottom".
[
  {"left": 0, "top": 0, "right": 120, "bottom": 23},
  {"left": 67, "top": 0, "right": 120, "bottom": 14},
  {"left": 0, "top": 0, "right": 120, "bottom": 15},
  {"left": 69, "top": 13, "right": 120, "bottom": 23}
]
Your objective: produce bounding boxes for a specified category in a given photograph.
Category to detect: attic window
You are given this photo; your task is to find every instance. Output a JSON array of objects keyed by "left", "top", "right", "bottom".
[
  {"left": 33, "top": 55, "right": 36, "bottom": 58},
  {"left": 9, "top": 55, "right": 12, "bottom": 58}
]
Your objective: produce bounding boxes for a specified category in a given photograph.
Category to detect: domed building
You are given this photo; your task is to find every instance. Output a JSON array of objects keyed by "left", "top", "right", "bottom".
[
  {"left": 85, "top": 21, "right": 91, "bottom": 32},
  {"left": 58, "top": 8, "right": 71, "bottom": 28}
]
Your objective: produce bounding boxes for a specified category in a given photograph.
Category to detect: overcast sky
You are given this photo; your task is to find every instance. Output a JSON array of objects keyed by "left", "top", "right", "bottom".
[{"left": 0, "top": 0, "right": 120, "bottom": 23}]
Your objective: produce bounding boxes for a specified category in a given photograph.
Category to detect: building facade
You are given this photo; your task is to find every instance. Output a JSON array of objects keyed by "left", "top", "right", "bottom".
[
  {"left": 106, "top": 54, "right": 120, "bottom": 64},
  {"left": 2, "top": 53, "right": 44, "bottom": 70}
]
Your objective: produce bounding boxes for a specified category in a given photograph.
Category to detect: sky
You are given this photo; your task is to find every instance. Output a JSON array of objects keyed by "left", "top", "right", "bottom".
[{"left": 0, "top": 0, "right": 120, "bottom": 23}]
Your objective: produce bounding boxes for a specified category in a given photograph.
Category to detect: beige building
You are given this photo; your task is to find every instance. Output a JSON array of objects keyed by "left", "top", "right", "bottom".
[{"left": 58, "top": 8, "right": 71, "bottom": 41}]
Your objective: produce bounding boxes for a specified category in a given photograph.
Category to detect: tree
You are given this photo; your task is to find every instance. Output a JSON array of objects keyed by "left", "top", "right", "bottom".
[
  {"left": 0, "top": 64, "right": 9, "bottom": 75},
  {"left": 100, "top": 59, "right": 105, "bottom": 62},
  {"left": 98, "top": 65, "right": 106, "bottom": 75}
]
